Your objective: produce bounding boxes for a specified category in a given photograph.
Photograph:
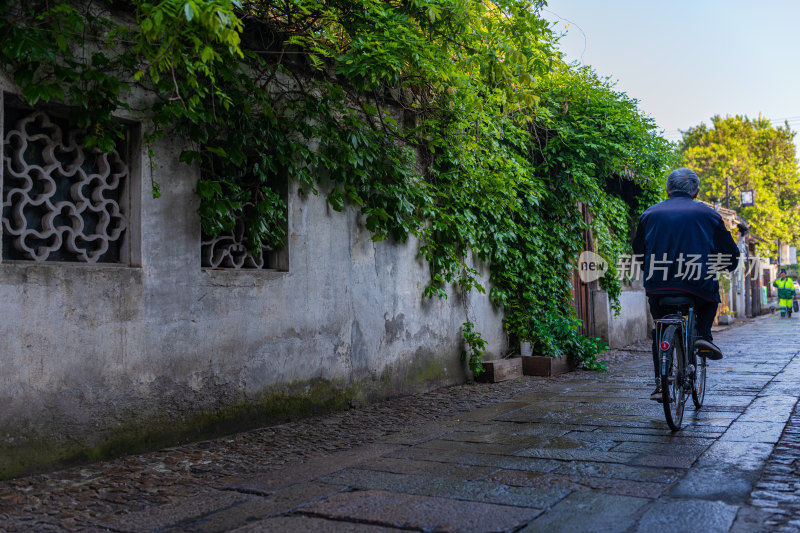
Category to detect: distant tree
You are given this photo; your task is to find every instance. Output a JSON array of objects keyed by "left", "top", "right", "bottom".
[{"left": 680, "top": 115, "right": 800, "bottom": 256}]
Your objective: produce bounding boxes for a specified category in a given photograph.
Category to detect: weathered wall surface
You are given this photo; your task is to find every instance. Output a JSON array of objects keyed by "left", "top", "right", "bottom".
[
  {"left": 592, "top": 287, "right": 649, "bottom": 349},
  {"left": 0, "top": 74, "right": 506, "bottom": 477}
]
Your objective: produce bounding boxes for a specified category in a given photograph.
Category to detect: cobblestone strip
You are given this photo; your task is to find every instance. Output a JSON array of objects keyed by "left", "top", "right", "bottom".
[{"left": 748, "top": 399, "right": 800, "bottom": 532}]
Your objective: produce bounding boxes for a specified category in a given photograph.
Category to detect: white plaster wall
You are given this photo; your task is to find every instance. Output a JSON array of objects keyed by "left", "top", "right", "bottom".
[
  {"left": 0, "top": 88, "right": 506, "bottom": 454},
  {"left": 592, "top": 288, "right": 649, "bottom": 349}
]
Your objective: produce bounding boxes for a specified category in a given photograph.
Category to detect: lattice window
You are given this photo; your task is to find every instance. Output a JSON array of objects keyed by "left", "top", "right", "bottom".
[
  {"left": 2, "top": 106, "right": 129, "bottom": 263},
  {"left": 200, "top": 168, "right": 287, "bottom": 270},
  {"left": 201, "top": 204, "right": 284, "bottom": 269}
]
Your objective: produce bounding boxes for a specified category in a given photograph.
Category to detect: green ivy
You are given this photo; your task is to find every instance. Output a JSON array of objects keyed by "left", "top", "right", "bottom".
[{"left": 0, "top": 0, "right": 677, "bottom": 372}]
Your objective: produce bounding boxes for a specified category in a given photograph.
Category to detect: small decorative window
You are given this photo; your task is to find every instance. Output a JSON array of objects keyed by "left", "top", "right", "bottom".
[
  {"left": 2, "top": 104, "right": 130, "bottom": 263},
  {"left": 200, "top": 168, "right": 288, "bottom": 271},
  {"left": 201, "top": 204, "right": 286, "bottom": 269}
]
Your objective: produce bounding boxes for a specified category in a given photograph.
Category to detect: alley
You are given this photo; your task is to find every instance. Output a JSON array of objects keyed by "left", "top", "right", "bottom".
[{"left": 3, "top": 314, "right": 800, "bottom": 532}]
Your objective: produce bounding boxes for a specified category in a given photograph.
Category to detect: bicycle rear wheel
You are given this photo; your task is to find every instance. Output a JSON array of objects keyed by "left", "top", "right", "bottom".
[
  {"left": 692, "top": 351, "right": 707, "bottom": 408},
  {"left": 661, "top": 325, "right": 686, "bottom": 431}
]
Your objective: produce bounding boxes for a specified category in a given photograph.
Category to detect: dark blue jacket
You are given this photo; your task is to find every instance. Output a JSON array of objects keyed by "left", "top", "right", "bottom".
[{"left": 632, "top": 192, "right": 740, "bottom": 302}]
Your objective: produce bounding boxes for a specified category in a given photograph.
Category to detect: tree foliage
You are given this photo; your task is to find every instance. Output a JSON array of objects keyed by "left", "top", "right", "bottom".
[
  {"left": 681, "top": 115, "right": 800, "bottom": 255},
  {"left": 0, "top": 0, "right": 677, "bottom": 373}
]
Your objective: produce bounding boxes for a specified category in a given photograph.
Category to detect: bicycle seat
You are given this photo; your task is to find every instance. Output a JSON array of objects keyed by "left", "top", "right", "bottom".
[{"left": 658, "top": 295, "right": 694, "bottom": 311}]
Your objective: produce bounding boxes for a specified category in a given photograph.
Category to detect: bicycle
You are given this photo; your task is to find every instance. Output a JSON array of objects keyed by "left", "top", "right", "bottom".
[{"left": 653, "top": 295, "right": 708, "bottom": 431}]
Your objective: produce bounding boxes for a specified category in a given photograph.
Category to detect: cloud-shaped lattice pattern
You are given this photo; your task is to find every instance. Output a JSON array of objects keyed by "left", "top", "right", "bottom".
[
  {"left": 2, "top": 111, "right": 128, "bottom": 262},
  {"left": 201, "top": 204, "right": 270, "bottom": 269}
]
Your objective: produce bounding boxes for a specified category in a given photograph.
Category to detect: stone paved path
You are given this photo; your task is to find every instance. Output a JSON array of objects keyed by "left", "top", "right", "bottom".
[{"left": 2, "top": 314, "right": 800, "bottom": 532}]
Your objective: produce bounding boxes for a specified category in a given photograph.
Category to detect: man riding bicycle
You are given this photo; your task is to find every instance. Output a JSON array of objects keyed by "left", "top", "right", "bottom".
[{"left": 632, "top": 168, "right": 741, "bottom": 401}]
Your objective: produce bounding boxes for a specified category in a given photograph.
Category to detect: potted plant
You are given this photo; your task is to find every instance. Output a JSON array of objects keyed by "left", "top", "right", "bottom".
[
  {"left": 520, "top": 339, "right": 533, "bottom": 357},
  {"left": 717, "top": 312, "right": 734, "bottom": 325},
  {"left": 503, "top": 312, "right": 533, "bottom": 357}
]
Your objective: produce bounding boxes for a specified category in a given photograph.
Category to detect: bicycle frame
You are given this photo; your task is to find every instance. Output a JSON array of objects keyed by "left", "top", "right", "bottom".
[{"left": 655, "top": 307, "right": 696, "bottom": 382}]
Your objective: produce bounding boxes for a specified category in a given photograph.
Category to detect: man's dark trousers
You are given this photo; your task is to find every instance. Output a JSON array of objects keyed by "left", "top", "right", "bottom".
[{"left": 648, "top": 294, "right": 718, "bottom": 380}]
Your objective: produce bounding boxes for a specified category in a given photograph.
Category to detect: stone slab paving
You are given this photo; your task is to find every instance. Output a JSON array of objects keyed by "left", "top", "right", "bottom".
[{"left": 2, "top": 314, "right": 800, "bottom": 532}]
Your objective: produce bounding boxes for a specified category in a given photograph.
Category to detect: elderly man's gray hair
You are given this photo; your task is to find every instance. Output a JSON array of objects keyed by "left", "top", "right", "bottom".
[{"left": 666, "top": 168, "right": 700, "bottom": 196}]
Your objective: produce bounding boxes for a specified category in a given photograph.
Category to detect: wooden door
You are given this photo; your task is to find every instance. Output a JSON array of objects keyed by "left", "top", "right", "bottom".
[{"left": 571, "top": 203, "right": 593, "bottom": 336}]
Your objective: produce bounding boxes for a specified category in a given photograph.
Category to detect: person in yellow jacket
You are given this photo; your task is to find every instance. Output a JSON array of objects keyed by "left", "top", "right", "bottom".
[{"left": 773, "top": 269, "right": 795, "bottom": 318}]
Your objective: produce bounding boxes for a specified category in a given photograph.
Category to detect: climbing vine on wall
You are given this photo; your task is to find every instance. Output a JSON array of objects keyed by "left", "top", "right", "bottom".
[{"left": 0, "top": 0, "right": 677, "bottom": 374}]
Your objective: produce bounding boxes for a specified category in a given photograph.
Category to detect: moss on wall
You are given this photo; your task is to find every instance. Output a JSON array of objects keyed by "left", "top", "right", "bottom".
[{"left": 0, "top": 357, "right": 453, "bottom": 480}]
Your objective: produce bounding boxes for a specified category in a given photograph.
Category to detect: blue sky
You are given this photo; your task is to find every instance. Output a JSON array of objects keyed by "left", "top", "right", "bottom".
[{"left": 542, "top": 1, "right": 800, "bottom": 143}]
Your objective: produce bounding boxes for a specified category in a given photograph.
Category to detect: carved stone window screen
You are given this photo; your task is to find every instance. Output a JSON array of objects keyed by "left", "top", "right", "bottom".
[
  {"left": 2, "top": 107, "right": 129, "bottom": 263},
  {"left": 201, "top": 203, "right": 283, "bottom": 270}
]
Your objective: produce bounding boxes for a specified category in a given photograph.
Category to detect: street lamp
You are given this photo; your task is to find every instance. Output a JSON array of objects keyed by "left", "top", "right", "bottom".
[{"left": 724, "top": 176, "right": 754, "bottom": 208}]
